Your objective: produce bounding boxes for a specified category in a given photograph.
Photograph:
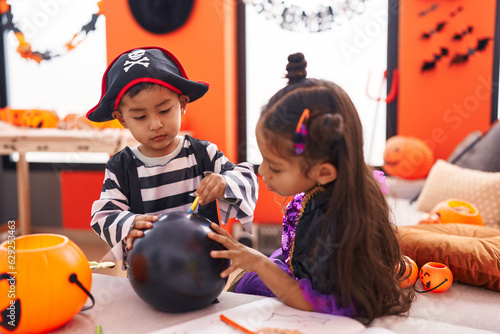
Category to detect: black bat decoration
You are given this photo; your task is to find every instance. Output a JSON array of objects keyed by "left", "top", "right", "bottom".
[
  {"left": 450, "top": 38, "right": 491, "bottom": 65},
  {"left": 450, "top": 6, "right": 463, "bottom": 17},
  {"left": 418, "top": 4, "right": 438, "bottom": 17},
  {"left": 422, "top": 21, "right": 446, "bottom": 39},
  {"left": 422, "top": 48, "right": 449, "bottom": 72},
  {"left": 452, "top": 26, "right": 474, "bottom": 41}
]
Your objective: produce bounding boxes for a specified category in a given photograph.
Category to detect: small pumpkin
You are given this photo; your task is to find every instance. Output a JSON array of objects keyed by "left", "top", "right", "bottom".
[
  {"left": 429, "top": 199, "right": 484, "bottom": 226},
  {"left": 419, "top": 262, "right": 453, "bottom": 293},
  {"left": 400, "top": 256, "right": 418, "bottom": 288},
  {"left": 383, "top": 135, "right": 435, "bottom": 180},
  {"left": 0, "top": 108, "right": 27, "bottom": 127}
]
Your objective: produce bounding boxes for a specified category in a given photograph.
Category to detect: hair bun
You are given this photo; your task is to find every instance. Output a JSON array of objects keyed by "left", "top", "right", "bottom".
[{"left": 285, "top": 52, "right": 307, "bottom": 84}]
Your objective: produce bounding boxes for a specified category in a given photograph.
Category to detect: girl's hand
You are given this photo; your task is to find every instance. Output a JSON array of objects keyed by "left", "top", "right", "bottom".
[
  {"left": 125, "top": 215, "right": 158, "bottom": 250},
  {"left": 208, "top": 223, "right": 268, "bottom": 278},
  {"left": 195, "top": 173, "right": 226, "bottom": 206}
]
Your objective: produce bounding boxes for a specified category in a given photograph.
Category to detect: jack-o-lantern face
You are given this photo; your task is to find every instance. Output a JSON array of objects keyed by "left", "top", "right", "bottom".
[
  {"left": 383, "top": 136, "right": 435, "bottom": 180},
  {"left": 22, "top": 109, "right": 59, "bottom": 128},
  {"left": 419, "top": 262, "right": 453, "bottom": 293}
]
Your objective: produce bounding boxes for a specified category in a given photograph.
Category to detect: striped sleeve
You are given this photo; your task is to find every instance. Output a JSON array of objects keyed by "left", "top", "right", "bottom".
[
  {"left": 90, "top": 166, "right": 136, "bottom": 261},
  {"left": 206, "top": 143, "right": 259, "bottom": 233}
]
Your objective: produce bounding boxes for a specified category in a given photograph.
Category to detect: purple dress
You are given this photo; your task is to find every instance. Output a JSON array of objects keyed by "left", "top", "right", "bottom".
[{"left": 234, "top": 188, "right": 354, "bottom": 316}]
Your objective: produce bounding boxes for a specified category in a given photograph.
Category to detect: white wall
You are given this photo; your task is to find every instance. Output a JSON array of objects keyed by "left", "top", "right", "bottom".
[{"left": 245, "top": 0, "right": 389, "bottom": 166}]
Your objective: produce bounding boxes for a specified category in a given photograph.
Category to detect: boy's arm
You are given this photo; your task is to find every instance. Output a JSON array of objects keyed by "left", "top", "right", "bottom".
[
  {"left": 207, "top": 143, "right": 259, "bottom": 233},
  {"left": 90, "top": 166, "right": 136, "bottom": 260}
]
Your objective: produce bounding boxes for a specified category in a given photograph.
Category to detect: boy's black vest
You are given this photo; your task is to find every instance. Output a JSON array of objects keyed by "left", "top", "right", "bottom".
[{"left": 111, "top": 135, "right": 222, "bottom": 224}]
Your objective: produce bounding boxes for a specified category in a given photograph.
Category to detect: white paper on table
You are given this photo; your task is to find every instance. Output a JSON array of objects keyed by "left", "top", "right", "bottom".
[{"left": 147, "top": 298, "right": 396, "bottom": 334}]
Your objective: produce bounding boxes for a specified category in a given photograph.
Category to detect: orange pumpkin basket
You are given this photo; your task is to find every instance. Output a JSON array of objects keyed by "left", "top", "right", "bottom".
[{"left": 0, "top": 234, "right": 93, "bottom": 333}]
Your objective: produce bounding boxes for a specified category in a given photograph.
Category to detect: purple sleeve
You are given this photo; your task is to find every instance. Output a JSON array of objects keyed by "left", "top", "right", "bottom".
[{"left": 299, "top": 278, "right": 354, "bottom": 317}]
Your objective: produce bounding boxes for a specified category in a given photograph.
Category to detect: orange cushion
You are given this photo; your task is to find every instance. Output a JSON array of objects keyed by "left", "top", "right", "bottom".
[{"left": 398, "top": 224, "right": 500, "bottom": 291}]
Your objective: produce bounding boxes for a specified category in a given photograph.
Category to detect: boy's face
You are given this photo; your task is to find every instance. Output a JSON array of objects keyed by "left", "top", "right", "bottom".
[{"left": 113, "top": 85, "right": 188, "bottom": 157}]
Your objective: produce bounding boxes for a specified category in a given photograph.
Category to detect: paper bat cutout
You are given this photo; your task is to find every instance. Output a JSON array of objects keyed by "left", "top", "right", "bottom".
[
  {"left": 450, "top": 38, "right": 491, "bottom": 65},
  {"left": 452, "top": 26, "right": 474, "bottom": 41},
  {"left": 418, "top": 4, "right": 438, "bottom": 17},
  {"left": 450, "top": 6, "right": 463, "bottom": 17},
  {"left": 422, "top": 48, "right": 449, "bottom": 72},
  {"left": 422, "top": 21, "right": 446, "bottom": 39}
]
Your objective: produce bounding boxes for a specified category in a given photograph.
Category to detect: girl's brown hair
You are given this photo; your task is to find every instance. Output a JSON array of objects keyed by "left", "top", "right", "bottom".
[{"left": 259, "top": 53, "right": 414, "bottom": 322}]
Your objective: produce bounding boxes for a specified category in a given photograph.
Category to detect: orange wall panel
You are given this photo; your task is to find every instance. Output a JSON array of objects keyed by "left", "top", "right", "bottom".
[
  {"left": 61, "top": 171, "right": 104, "bottom": 230},
  {"left": 102, "top": 0, "right": 238, "bottom": 161},
  {"left": 398, "top": 0, "right": 496, "bottom": 159},
  {"left": 253, "top": 176, "right": 288, "bottom": 224}
]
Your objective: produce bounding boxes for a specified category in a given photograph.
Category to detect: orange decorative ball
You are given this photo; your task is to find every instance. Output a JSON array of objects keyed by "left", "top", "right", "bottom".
[
  {"left": 419, "top": 262, "right": 453, "bottom": 293},
  {"left": 383, "top": 135, "right": 435, "bottom": 180},
  {"left": 400, "top": 256, "right": 419, "bottom": 288},
  {"left": 430, "top": 199, "right": 484, "bottom": 226},
  {"left": 0, "top": 234, "right": 92, "bottom": 333}
]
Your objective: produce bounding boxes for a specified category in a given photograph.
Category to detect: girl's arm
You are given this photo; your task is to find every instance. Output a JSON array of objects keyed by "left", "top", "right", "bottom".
[{"left": 208, "top": 223, "right": 314, "bottom": 312}]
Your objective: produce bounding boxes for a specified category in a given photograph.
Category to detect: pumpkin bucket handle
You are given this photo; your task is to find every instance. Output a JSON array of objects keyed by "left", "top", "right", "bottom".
[{"left": 69, "top": 273, "right": 95, "bottom": 311}]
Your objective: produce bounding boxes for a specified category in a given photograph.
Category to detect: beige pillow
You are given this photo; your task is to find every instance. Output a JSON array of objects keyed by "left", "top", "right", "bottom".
[{"left": 416, "top": 160, "right": 500, "bottom": 228}]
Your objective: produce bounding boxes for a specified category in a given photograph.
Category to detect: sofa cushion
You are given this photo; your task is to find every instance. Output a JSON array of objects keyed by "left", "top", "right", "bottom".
[
  {"left": 452, "top": 120, "right": 500, "bottom": 172},
  {"left": 398, "top": 223, "right": 500, "bottom": 291}
]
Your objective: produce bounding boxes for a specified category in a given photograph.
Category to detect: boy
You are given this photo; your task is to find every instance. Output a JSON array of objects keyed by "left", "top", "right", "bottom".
[{"left": 87, "top": 47, "right": 258, "bottom": 263}]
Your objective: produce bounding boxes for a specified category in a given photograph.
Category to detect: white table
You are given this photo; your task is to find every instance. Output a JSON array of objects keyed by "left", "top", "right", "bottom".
[{"left": 0, "top": 128, "right": 139, "bottom": 235}]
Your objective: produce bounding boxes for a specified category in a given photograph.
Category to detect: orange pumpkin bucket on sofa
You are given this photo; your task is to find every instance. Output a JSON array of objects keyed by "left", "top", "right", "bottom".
[
  {"left": 430, "top": 199, "right": 484, "bottom": 226},
  {"left": 0, "top": 234, "right": 93, "bottom": 333}
]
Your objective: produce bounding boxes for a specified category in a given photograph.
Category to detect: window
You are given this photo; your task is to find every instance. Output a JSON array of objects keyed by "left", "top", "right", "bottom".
[{"left": 244, "top": 0, "right": 389, "bottom": 166}]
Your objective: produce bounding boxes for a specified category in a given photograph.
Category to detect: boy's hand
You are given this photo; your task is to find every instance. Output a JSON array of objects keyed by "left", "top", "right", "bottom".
[
  {"left": 195, "top": 173, "right": 226, "bottom": 205},
  {"left": 125, "top": 215, "right": 158, "bottom": 250}
]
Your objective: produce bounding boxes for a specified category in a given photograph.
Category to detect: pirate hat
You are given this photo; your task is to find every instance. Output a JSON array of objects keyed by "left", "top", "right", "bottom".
[{"left": 87, "top": 46, "right": 209, "bottom": 122}]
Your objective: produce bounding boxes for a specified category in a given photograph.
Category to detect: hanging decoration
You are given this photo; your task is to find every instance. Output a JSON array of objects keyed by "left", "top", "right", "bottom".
[
  {"left": 0, "top": 0, "right": 103, "bottom": 63},
  {"left": 418, "top": 4, "right": 438, "bottom": 17},
  {"left": 421, "top": 47, "right": 449, "bottom": 72},
  {"left": 421, "top": 21, "right": 446, "bottom": 39},
  {"left": 450, "top": 38, "right": 492, "bottom": 65},
  {"left": 452, "top": 26, "right": 473, "bottom": 41},
  {"left": 242, "top": 0, "right": 368, "bottom": 33}
]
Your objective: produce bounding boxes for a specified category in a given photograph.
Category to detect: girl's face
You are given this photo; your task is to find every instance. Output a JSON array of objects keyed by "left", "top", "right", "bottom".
[
  {"left": 113, "top": 85, "right": 188, "bottom": 158},
  {"left": 256, "top": 125, "right": 318, "bottom": 197}
]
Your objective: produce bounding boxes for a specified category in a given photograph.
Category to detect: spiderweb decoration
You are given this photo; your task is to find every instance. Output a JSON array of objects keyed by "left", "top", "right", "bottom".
[{"left": 242, "top": 0, "right": 368, "bottom": 33}]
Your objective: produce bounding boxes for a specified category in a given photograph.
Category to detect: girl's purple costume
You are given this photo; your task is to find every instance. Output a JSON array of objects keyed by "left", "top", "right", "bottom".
[{"left": 233, "top": 184, "right": 354, "bottom": 316}]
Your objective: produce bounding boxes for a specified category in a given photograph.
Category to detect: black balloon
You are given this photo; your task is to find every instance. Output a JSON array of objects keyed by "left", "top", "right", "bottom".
[{"left": 127, "top": 212, "right": 228, "bottom": 313}]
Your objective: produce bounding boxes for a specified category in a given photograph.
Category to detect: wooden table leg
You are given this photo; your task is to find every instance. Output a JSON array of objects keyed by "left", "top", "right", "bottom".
[{"left": 16, "top": 152, "right": 31, "bottom": 235}]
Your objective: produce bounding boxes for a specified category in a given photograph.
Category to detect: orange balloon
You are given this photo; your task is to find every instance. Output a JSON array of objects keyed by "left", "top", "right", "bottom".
[
  {"left": 419, "top": 262, "right": 453, "bottom": 293},
  {"left": 383, "top": 135, "right": 435, "bottom": 180},
  {"left": 430, "top": 199, "right": 484, "bottom": 226},
  {"left": 0, "top": 234, "right": 92, "bottom": 333},
  {"left": 400, "top": 256, "right": 418, "bottom": 288}
]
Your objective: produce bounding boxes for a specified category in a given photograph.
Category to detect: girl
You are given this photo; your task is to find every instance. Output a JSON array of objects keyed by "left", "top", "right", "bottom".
[{"left": 208, "top": 52, "right": 414, "bottom": 323}]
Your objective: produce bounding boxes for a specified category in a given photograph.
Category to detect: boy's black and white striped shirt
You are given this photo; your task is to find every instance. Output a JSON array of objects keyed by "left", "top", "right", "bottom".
[{"left": 90, "top": 136, "right": 258, "bottom": 261}]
